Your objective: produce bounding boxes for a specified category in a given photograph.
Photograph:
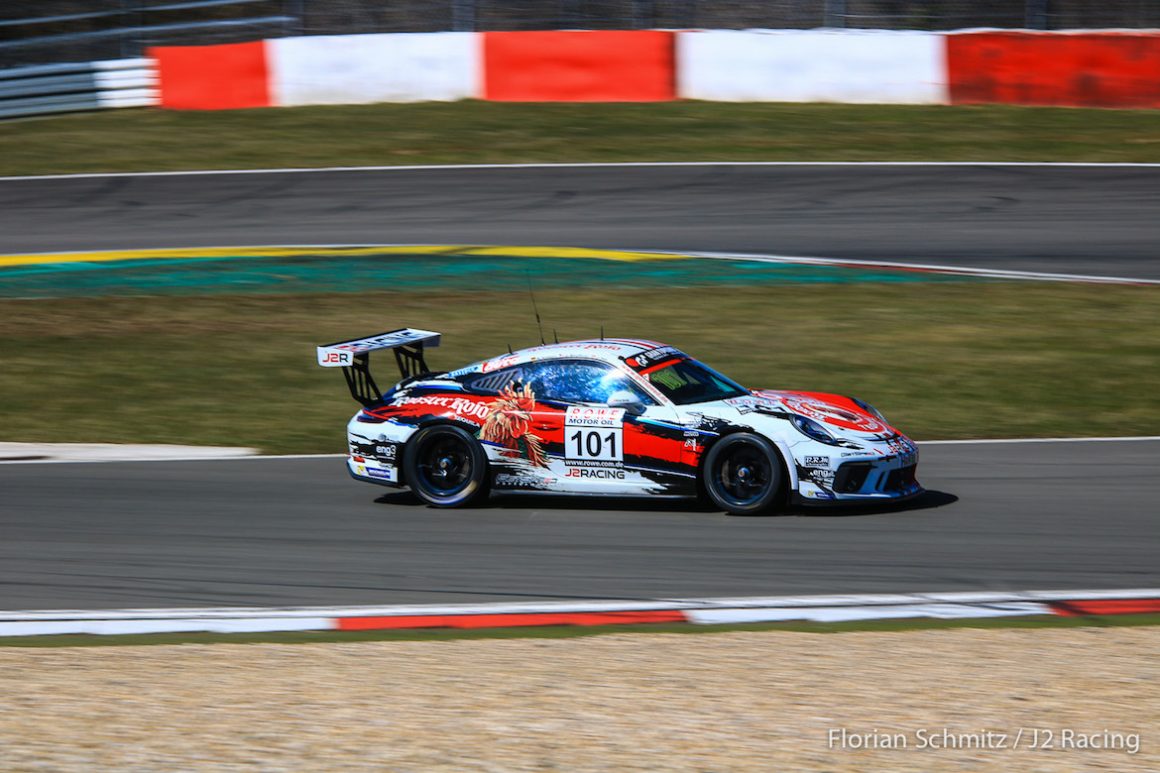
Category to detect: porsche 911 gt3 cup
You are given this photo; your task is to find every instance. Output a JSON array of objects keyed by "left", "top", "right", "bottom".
[{"left": 318, "top": 328, "right": 921, "bottom": 515}]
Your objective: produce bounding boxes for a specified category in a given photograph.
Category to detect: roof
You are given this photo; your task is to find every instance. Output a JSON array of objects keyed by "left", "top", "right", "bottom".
[{"left": 448, "top": 338, "right": 677, "bottom": 378}]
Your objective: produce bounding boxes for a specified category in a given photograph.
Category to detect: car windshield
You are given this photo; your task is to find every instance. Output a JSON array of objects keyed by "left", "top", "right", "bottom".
[{"left": 645, "top": 359, "right": 749, "bottom": 405}]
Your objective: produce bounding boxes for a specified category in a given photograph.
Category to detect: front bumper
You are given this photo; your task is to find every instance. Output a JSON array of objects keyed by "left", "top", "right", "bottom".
[{"left": 795, "top": 443, "right": 921, "bottom": 504}]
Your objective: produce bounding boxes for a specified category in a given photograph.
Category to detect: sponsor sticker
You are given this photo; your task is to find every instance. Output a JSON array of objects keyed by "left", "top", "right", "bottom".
[
  {"left": 318, "top": 350, "right": 353, "bottom": 367},
  {"left": 807, "top": 468, "right": 836, "bottom": 486},
  {"left": 632, "top": 345, "right": 682, "bottom": 366},
  {"left": 565, "top": 467, "right": 626, "bottom": 480},
  {"left": 803, "top": 455, "right": 830, "bottom": 468},
  {"left": 725, "top": 395, "right": 781, "bottom": 415},
  {"left": 481, "top": 354, "right": 520, "bottom": 374},
  {"left": 494, "top": 473, "right": 553, "bottom": 489},
  {"left": 565, "top": 407, "right": 624, "bottom": 465},
  {"left": 565, "top": 406, "right": 625, "bottom": 428},
  {"left": 367, "top": 466, "right": 398, "bottom": 483},
  {"left": 398, "top": 395, "right": 490, "bottom": 422},
  {"left": 779, "top": 395, "right": 888, "bottom": 435}
]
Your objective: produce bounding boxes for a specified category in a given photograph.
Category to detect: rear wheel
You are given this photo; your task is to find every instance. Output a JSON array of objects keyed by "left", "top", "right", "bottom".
[
  {"left": 702, "top": 433, "right": 785, "bottom": 515},
  {"left": 404, "top": 425, "right": 489, "bottom": 508}
]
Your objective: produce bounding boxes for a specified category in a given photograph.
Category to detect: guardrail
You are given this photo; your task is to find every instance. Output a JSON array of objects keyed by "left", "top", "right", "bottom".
[{"left": 0, "top": 59, "right": 158, "bottom": 119}]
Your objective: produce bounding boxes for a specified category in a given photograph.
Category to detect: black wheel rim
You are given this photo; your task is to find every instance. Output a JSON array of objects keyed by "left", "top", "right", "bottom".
[
  {"left": 416, "top": 435, "right": 473, "bottom": 496},
  {"left": 717, "top": 445, "right": 773, "bottom": 506}
]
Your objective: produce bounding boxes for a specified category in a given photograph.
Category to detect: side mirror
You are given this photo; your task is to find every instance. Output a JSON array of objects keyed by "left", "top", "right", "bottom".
[{"left": 607, "top": 390, "right": 646, "bottom": 415}]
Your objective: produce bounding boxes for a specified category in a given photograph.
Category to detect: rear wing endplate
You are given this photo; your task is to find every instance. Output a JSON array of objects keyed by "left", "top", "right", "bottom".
[{"left": 317, "top": 328, "right": 441, "bottom": 406}]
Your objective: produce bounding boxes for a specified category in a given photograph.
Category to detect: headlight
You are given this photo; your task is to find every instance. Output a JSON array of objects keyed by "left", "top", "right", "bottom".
[
  {"left": 790, "top": 414, "right": 840, "bottom": 445},
  {"left": 851, "top": 397, "right": 886, "bottom": 423}
]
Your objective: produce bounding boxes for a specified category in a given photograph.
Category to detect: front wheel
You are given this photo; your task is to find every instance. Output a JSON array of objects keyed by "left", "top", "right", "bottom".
[
  {"left": 404, "top": 425, "right": 489, "bottom": 508},
  {"left": 702, "top": 433, "right": 785, "bottom": 515}
]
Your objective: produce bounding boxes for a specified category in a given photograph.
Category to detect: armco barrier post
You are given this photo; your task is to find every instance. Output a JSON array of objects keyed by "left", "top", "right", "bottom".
[
  {"left": 1025, "top": 0, "right": 1049, "bottom": 30},
  {"left": 824, "top": 0, "right": 847, "bottom": 28},
  {"left": 451, "top": 0, "right": 475, "bottom": 32}
]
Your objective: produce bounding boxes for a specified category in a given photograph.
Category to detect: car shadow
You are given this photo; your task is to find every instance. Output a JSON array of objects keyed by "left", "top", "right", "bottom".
[
  {"left": 786, "top": 489, "right": 958, "bottom": 518},
  {"left": 375, "top": 488, "right": 957, "bottom": 516}
]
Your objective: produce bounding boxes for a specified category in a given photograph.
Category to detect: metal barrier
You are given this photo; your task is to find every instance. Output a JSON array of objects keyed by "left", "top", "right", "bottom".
[{"left": 0, "top": 59, "right": 157, "bottom": 119}]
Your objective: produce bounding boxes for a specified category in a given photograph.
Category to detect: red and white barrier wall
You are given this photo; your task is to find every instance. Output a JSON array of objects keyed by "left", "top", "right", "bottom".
[
  {"left": 147, "top": 29, "right": 1160, "bottom": 111},
  {"left": 677, "top": 30, "right": 946, "bottom": 104}
]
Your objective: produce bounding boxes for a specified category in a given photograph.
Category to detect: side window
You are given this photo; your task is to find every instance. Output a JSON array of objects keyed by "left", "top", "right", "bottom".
[{"left": 522, "top": 360, "right": 654, "bottom": 405}]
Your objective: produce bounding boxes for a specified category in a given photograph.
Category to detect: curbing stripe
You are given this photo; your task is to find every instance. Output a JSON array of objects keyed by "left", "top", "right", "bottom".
[
  {"left": 684, "top": 602, "right": 1051, "bottom": 625},
  {"left": 3, "top": 243, "right": 1158, "bottom": 285},
  {"left": 0, "top": 617, "right": 332, "bottom": 637},
  {"left": 1048, "top": 598, "right": 1160, "bottom": 617},
  {"left": 0, "top": 244, "right": 682, "bottom": 269},
  {"left": 6, "top": 588, "right": 1159, "bottom": 621},
  {"left": 337, "top": 610, "right": 688, "bottom": 631},
  {"left": 2, "top": 590, "right": 1157, "bottom": 637}
]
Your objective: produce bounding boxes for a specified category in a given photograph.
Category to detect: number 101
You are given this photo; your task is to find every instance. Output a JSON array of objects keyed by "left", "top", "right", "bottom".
[{"left": 569, "top": 429, "right": 618, "bottom": 459}]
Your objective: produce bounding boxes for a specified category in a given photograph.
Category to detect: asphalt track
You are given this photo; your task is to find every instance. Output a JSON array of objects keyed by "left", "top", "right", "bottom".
[
  {"left": 1, "top": 163, "right": 1158, "bottom": 610},
  {"left": 2, "top": 440, "right": 1158, "bottom": 610},
  {"left": 3, "top": 163, "right": 1160, "bottom": 279}
]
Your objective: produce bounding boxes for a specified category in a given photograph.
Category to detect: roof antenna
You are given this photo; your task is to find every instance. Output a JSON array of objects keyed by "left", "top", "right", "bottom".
[
  {"left": 553, "top": 328, "right": 559, "bottom": 344},
  {"left": 526, "top": 271, "right": 546, "bottom": 345},
  {"left": 507, "top": 343, "right": 513, "bottom": 354},
  {"left": 600, "top": 324, "right": 604, "bottom": 341}
]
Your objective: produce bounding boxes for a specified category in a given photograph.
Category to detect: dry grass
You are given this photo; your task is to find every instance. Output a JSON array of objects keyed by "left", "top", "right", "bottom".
[{"left": 3, "top": 102, "right": 1160, "bottom": 175}]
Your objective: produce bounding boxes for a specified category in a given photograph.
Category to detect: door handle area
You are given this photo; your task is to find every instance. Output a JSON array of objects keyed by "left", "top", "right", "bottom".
[{"left": 533, "top": 422, "right": 556, "bottom": 431}]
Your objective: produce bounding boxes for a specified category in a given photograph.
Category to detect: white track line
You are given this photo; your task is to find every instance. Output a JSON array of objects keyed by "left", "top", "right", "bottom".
[
  {"left": 0, "top": 453, "right": 345, "bottom": 465},
  {"left": 682, "top": 250, "right": 1160, "bottom": 286},
  {"left": 2, "top": 160, "right": 1160, "bottom": 183},
  {"left": 921, "top": 436, "right": 1160, "bottom": 445}
]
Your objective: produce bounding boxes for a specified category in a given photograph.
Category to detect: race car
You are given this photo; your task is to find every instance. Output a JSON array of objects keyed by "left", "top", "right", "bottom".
[{"left": 318, "top": 328, "right": 921, "bottom": 515}]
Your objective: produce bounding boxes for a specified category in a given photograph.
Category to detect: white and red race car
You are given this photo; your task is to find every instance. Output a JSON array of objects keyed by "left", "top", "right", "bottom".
[{"left": 318, "top": 329, "right": 921, "bottom": 515}]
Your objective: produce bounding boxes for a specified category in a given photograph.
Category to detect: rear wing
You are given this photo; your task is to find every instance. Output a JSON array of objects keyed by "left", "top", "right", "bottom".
[{"left": 317, "top": 328, "right": 441, "bottom": 406}]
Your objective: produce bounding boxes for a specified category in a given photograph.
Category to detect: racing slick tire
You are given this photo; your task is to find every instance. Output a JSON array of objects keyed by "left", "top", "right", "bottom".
[
  {"left": 702, "top": 433, "right": 785, "bottom": 516},
  {"left": 404, "top": 425, "right": 490, "bottom": 508}
]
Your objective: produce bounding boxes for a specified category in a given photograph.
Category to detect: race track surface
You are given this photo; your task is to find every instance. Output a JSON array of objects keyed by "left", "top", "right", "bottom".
[
  {"left": 2, "top": 163, "right": 1157, "bottom": 611},
  {"left": 2, "top": 440, "right": 1157, "bottom": 610},
  {"left": 3, "top": 163, "right": 1159, "bottom": 279}
]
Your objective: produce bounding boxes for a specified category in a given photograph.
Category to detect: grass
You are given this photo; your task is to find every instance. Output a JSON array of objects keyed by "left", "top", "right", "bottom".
[
  {"left": 1, "top": 281, "right": 1158, "bottom": 452},
  {"left": 3, "top": 102, "right": 1160, "bottom": 175},
  {"left": 2, "top": 613, "right": 1156, "bottom": 648}
]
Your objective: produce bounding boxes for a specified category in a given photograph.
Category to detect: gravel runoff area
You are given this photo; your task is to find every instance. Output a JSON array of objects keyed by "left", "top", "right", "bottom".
[{"left": 1, "top": 627, "right": 1154, "bottom": 771}]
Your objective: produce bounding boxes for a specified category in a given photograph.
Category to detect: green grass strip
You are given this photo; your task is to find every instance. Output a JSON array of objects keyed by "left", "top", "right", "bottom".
[
  {"left": 2, "top": 613, "right": 1156, "bottom": 649},
  {"left": 4, "top": 102, "right": 1160, "bottom": 176},
  {"left": 3, "top": 281, "right": 1158, "bottom": 449},
  {"left": 0, "top": 251, "right": 982, "bottom": 299}
]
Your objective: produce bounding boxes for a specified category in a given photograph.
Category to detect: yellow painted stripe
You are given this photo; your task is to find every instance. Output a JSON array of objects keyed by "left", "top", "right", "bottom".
[
  {"left": 0, "top": 245, "right": 690, "bottom": 269},
  {"left": 458, "top": 246, "right": 684, "bottom": 262}
]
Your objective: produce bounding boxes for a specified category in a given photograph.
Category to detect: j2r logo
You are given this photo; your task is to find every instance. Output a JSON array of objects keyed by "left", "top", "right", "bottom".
[{"left": 322, "top": 351, "right": 352, "bottom": 365}]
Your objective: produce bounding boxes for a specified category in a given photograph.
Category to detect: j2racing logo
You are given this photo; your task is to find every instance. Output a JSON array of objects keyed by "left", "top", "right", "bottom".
[
  {"left": 320, "top": 351, "right": 352, "bottom": 366},
  {"left": 565, "top": 467, "right": 626, "bottom": 480}
]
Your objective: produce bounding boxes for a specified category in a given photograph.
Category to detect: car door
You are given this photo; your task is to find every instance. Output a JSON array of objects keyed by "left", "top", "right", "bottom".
[{"left": 519, "top": 359, "right": 685, "bottom": 495}]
